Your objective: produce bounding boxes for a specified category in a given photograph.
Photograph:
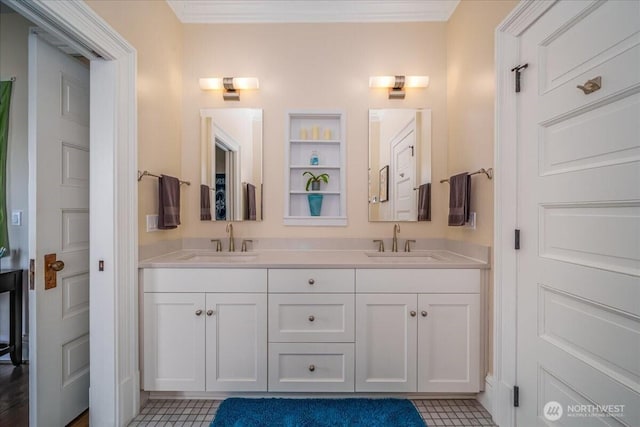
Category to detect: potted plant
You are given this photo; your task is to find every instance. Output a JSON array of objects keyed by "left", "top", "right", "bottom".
[{"left": 303, "top": 171, "right": 329, "bottom": 216}]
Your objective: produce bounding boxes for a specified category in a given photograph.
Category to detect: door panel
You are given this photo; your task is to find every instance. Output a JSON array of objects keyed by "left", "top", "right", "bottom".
[
  {"left": 205, "top": 293, "right": 267, "bottom": 391},
  {"left": 29, "top": 33, "right": 91, "bottom": 426},
  {"left": 517, "top": 1, "right": 640, "bottom": 425},
  {"left": 355, "top": 294, "right": 417, "bottom": 392}
]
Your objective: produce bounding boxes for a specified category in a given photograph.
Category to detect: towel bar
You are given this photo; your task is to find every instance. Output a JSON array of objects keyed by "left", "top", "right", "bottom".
[
  {"left": 137, "top": 170, "right": 190, "bottom": 186},
  {"left": 440, "top": 168, "right": 493, "bottom": 184}
]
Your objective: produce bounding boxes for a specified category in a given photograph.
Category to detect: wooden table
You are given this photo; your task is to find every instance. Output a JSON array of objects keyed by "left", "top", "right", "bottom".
[{"left": 0, "top": 269, "right": 23, "bottom": 365}]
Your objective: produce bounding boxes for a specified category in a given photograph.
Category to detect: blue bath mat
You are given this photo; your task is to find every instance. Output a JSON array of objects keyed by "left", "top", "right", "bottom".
[{"left": 210, "top": 398, "right": 426, "bottom": 426}]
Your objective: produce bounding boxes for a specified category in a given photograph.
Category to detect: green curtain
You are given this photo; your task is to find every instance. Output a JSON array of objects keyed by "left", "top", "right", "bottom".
[{"left": 0, "top": 80, "right": 12, "bottom": 255}]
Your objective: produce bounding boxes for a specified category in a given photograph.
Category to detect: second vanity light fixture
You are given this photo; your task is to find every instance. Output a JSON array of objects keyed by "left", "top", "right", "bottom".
[
  {"left": 369, "top": 75, "right": 429, "bottom": 99},
  {"left": 199, "top": 77, "right": 259, "bottom": 101}
]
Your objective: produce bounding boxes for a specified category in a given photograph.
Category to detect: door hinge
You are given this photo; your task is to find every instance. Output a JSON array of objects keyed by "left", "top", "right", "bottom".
[
  {"left": 514, "top": 385, "right": 520, "bottom": 407},
  {"left": 410, "top": 145, "right": 415, "bottom": 157},
  {"left": 511, "top": 64, "right": 528, "bottom": 93},
  {"left": 514, "top": 229, "right": 521, "bottom": 250}
]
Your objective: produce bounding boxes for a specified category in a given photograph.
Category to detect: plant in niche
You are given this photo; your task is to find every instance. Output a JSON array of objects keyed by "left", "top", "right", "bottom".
[{"left": 303, "top": 171, "right": 330, "bottom": 191}]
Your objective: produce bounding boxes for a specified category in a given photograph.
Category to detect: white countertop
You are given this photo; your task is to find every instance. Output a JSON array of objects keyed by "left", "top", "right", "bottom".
[{"left": 138, "top": 249, "right": 489, "bottom": 269}]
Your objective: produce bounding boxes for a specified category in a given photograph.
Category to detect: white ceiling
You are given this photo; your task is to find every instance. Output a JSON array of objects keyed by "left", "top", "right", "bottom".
[{"left": 166, "top": 0, "right": 461, "bottom": 24}]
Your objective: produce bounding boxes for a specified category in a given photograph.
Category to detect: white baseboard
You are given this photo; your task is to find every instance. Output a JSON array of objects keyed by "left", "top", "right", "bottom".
[{"left": 477, "top": 375, "right": 494, "bottom": 416}]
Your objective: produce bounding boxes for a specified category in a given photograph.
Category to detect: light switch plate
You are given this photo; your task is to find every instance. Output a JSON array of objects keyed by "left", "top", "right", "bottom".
[
  {"left": 11, "top": 210, "right": 22, "bottom": 226},
  {"left": 146, "top": 214, "right": 159, "bottom": 232}
]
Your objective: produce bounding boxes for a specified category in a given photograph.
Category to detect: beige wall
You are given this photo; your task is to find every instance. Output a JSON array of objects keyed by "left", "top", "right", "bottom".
[
  {"left": 446, "top": 0, "right": 519, "bottom": 373},
  {"left": 86, "top": 0, "right": 184, "bottom": 245},
  {"left": 181, "top": 23, "right": 449, "bottom": 240}
]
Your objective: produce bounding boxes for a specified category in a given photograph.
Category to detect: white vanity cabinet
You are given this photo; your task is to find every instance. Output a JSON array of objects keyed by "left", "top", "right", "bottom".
[
  {"left": 267, "top": 269, "right": 355, "bottom": 392},
  {"left": 355, "top": 269, "right": 481, "bottom": 393},
  {"left": 141, "top": 269, "right": 268, "bottom": 392}
]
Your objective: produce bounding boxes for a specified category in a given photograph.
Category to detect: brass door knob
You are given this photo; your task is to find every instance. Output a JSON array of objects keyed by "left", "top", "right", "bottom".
[
  {"left": 48, "top": 260, "right": 65, "bottom": 272},
  {"left": 421, "top": 311, "right": 428, "bottom": 317},
  {"left": 207, "top": 310, "right": 215, "bottom": 316},
  {"left": 410, "top": 311, "right": 417, "bottom": 317},
  {"left": 195, "top": 309, "right": 203, "bottom": 316},
  {"left": 308, "top": 364, "right": 316, "bottom": 372},
  {"left": 308, "top": 315, "right": 315, "bottom": 322}
]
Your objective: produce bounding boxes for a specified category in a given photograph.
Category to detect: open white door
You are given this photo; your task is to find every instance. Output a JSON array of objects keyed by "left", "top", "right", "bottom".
[
  {"left": 516, "top": 1, "right": 640, "bottom": 425},
  {"left": 391, "top": 119, "right": 417, "bottom": 221},
  {"left": 28, "top": 33, "right": 90, "bottom": 426}
]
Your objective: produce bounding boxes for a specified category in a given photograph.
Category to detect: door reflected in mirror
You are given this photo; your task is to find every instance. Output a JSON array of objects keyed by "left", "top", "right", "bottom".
[
  {"left": 200, "top": 109, "right": 263, "bottom": 221},
  {"left": 368, "top": 109, "right": 432, "bottom": 222}
]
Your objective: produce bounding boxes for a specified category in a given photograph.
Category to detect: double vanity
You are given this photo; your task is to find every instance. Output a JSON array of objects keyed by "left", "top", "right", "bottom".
[{"left": 139, "top": 239, "right": 488, "bottom": 398}]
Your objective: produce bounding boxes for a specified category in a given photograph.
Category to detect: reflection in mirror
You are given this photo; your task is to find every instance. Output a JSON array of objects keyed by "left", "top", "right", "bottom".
[
  {"left": 368, "top": 109, "right": 432, "bottom": 222},
  {"left": 200, "top": 109, "right": 263, "bottom": 221}
]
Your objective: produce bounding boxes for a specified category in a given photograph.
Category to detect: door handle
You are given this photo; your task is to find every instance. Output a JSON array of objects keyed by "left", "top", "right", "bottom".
[{"left": 44, "top": 253, "right": 65, "bottom": 290}]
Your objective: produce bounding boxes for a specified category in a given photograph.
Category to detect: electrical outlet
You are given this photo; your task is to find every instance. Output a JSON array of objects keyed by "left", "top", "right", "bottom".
[
  {"left": 11, "top": 210, "right": 22, "bottom": 226},
  {"left": 146, "top": 214, "right": 159, "bottom": 232},
  {"left": 464, "top": 212, "right": 477, "bottom": 230}
]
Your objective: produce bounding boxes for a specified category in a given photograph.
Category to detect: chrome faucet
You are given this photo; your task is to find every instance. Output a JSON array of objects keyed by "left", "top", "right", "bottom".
[
  {"left": 226, "top": 223, "right": 235, "bottom": 252},
  {"left": 392, "top": 223, "right": 400, "bottom": 252}
]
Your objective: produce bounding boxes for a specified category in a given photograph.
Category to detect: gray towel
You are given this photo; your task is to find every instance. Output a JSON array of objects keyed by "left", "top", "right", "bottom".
[
  {"left": 448, "top": 173, "right": 471, "bottom": 226},
  {"left": 200, "top": 184, "right": 212, "bottom": 221},
  {"left": 246, "top": 183, "right": 257, "bottom": 221},
  {"left": 158, "top": 175, "right": 180, "bottom": 229},
  {"left": 417, "top": 183, "right": 431, "bottom": 221}
]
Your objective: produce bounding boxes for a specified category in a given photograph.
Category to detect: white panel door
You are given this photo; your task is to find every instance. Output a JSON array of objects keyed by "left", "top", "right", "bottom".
[
  {"left": 417, "top": 293, "right": 480, "bottom": 393},
  {"left": 392, "top": 119, "right": 417, "bottom": 221},
  {"left": 205, "top": 293, "right": 267, "bottom": 391},
  {"left": 517, "top": 1, "right": 640, "bottom": 425},
  {"left": 355, "top": 294, "right": 417, "bottom": 392},
  {"left": 28, "top": 33, "right": 90, "bottom": 426},
  {"left": 143, "top": 293, "right": 205, "bottom": 391}
]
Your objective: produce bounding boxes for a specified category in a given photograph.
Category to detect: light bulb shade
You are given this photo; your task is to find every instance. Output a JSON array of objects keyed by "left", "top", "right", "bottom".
[
  {"left": 369, "top": 75, "right": 429, "bottom": 88},
  {"left": 199, "top": 77, "right": 259, "bottom": 90}
]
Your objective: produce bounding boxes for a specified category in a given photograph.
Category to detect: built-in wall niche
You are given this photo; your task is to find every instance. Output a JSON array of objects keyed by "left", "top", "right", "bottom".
[
  {"left": 200, "top": 109, "right": 263, "bottom": 221},
  {"left": 285, "top": 111, "right": 346, "bottom": 226},
  {"left": 368, "top": 109, "right": 432, "bottom": 222}
]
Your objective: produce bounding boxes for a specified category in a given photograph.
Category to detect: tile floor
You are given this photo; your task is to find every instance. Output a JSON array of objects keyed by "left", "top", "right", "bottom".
[{"left": 128, "top": 398, "right": 496, "bottom": 427}]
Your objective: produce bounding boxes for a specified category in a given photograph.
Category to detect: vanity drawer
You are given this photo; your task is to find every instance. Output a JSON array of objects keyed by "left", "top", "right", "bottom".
[
  {"left": 268, "top": 269, "right": 354, "bottom": 293},
  {"left": 268, "top": 343, "right": 354, "bottom": 392},
  {"left": 269, "top": 294, "right": 354, "bottom": 342}
]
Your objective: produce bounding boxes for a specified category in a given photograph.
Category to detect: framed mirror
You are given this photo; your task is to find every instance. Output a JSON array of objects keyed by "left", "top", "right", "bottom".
[
  {"left": 200, "top": 108, "right": 263, "bottom": 221},
  {"left": 368, "top": 109, "right": 432, "bottom": 222}
]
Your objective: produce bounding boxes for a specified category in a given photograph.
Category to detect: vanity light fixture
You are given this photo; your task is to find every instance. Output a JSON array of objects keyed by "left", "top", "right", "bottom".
[
  {"left": 199, "top": 77, "right": 259, "bottom": 101},
  {"left": 369, "top": 75, "right": 429, "bottom": 99}
]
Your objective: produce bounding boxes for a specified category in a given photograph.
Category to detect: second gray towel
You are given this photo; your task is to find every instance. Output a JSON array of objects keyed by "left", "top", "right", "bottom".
[
  {"left": 200, "top": 184, "right": 212, "bottom": 221},
  {"left": 448, "top": 172, "right": 471, "bottom": 226},
  {"left": 158, "top": 175, "right": 181, "bottom": 229}
]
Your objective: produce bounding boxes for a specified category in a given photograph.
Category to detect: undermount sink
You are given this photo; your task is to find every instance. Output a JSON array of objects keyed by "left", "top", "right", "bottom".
[
  {"left": 365, "top": 251, "right": 446, "bottom": 262},
  {"left": 177, "top": 251, "right": 258, "bottom": 263}
]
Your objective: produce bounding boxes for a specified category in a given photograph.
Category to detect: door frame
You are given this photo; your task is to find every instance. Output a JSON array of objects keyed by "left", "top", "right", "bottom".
[
  {"left": 6, "top": 1, "right": 138, "bottom": 426},
  {"left": 492, "top": 1, "right": 556, "bottom": 427}
]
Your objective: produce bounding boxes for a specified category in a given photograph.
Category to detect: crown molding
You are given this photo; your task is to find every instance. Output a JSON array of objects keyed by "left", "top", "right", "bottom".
[{"left": 166, "top": 0, "right": 460, "bottom": 23}]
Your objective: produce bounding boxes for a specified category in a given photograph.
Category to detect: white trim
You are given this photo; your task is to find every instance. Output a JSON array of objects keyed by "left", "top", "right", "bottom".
[
  {"left": 166, "top": 0, "right": 460, "bottom": 23},
  {"left": 493, "top": 2, "right": 556, "bottom": 427},
  {"left": 477, "top": 374, "right": 494, "bottom": 414},
  {"left": 6, "top": 1, "right": 139, "bottom": 426}
]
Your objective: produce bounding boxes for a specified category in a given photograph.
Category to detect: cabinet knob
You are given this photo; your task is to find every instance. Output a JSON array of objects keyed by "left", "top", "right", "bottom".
[
  {"left": 308, "top": 315, "right": 315, "bottom": 322},
  {"left": 308, "top": 364, "right": 316, "bottom": 372},
  {"left": 207, "top": 310, "right": 215, "bottom": 316},
  {"left": 421, "top": 311, "right": 428, "bottom": 317},
  {"left": 195, "top": 309, "right": 203, "bottom": 316},
  {"left": 308, "top": 278, "right": 315, "bottom": 285},
  {"left": 410, "top": 311, "right": 417, "bottom": 317}
]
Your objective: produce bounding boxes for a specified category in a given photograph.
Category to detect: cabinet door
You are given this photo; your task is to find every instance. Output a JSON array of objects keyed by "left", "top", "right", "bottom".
[
  {"left": 355, "top": 294, "right": 417, "bottom": 392},
  {"left": 143, "top": 293, "right": 205, "bottom": 391},
  {"left": 205, "top": 293, "right": 267, "bottom": 391},
  {"left": 418, "top": 293, "right": 480, "bottom": 392}
]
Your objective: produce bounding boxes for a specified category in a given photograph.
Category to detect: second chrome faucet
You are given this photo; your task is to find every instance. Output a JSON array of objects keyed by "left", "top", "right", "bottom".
[
  {"left": 392, "top": 223, "right": 400, "bottom": 252},
  {"left": 226, "top": 223, "right": 235, "bottom": 252}
]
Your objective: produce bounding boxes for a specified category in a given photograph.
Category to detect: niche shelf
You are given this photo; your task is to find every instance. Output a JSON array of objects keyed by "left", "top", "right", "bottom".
[{"left": 284, "top": 110, "right": 347, "bottom": 226}]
